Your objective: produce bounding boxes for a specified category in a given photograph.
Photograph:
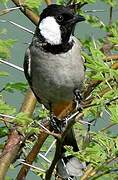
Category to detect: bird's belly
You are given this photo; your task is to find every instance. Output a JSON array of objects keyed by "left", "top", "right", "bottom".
[
  {"left": 31, "top": 42, "right": 84, "bottom": 108},
  {"left": 32, "top": 67, "right": 76, "bottom": 103},
  {"left": 32, "top": 60, "right": 84, "bottom": 107}
]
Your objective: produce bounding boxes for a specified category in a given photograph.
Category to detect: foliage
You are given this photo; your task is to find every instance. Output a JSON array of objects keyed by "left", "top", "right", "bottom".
[
  {"left": 0, "top": 71, "right": 9, "bottom": 77},
  {"left": 3, "top": 82, "right": 28, "bottom": 93},
  {"left": 0, "top": 38, "right": 16, "bottom": 59},
  {"left": 0, "top": 98, "right": 16, "bottom": 115},
  {"left": 0, "top": 0, "right": 9, "bottom": 7},
  {"left": 0, "top": 0, "right": 118, "bottom": 179},
  {"left": 57, "top": 0, "right": 96, "bottom": 5},
  {"left": 24, "top": 0, "right": 42, "bottom": 14}
]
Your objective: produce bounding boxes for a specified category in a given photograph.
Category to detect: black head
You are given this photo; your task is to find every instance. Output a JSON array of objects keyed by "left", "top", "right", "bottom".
[{"left": 37, "top": 4, "right": 85, "bottom": 45}]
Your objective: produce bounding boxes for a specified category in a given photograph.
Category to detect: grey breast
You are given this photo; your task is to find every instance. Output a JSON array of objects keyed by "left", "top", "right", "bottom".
[{"left": 30, "top": 36, "right": 85, "bottom": 107}]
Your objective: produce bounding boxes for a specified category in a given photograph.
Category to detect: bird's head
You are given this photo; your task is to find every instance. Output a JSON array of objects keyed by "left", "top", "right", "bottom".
[{"left": 36, "top": 4, "right": 85, "bottom": 45}]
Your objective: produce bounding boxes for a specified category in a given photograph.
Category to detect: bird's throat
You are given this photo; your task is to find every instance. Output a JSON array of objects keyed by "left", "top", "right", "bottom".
[{"left": 42, "top": 40, "right": 74, "bottom": 54}]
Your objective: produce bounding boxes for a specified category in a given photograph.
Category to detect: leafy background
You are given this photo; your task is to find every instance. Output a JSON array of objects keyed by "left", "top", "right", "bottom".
[{"left": 0, "top": 0, "right": 118, "bottom": 179}]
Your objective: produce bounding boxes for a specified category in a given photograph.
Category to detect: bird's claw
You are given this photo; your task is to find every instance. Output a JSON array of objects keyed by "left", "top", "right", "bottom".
[
  {"left": 50, "top": 113, "right": 65, "bottom": 133},
  {"left": 73, "top": 88, "right": 83, "bottom": 112}
]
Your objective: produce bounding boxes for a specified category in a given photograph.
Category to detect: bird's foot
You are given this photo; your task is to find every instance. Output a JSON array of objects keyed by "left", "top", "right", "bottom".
[
  {"left": 50, "top": 113, "right": 65, "bottom": 133},
  {"left": 73, "top": 88, "right": 83, "bottom": 112}
]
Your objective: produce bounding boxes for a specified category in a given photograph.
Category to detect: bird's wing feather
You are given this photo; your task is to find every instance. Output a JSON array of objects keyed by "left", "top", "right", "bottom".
[{"left": 24, "top": 47, "right": 42, "bottom": 103}]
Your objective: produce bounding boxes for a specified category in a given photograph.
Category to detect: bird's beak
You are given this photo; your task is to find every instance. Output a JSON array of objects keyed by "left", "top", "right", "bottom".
[
  {"left": 66, "top": 14, "right": 85, "bottom": 26},
  {"left": 72, "top": 14, "right": 85, "bottom": 24}
]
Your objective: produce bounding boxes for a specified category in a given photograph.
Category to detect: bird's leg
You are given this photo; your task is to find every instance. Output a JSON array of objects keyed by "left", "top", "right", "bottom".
[
  {"left": 49, "top": 88, "right": 83, "bottom": 134},
  {"left": 73, "top": 88, "right": 83, "bottom": 112},
  {"left": 50, "top": 113, "right": 63, "bottom": 133},
  {"left": 49, "top": 103, "right": 65, "bottom": 133}
]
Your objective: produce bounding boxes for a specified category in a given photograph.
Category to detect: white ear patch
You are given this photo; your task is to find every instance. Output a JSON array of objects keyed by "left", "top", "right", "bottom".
[{"left": 39, "top": 16, "right": 61, "bottom": 45}]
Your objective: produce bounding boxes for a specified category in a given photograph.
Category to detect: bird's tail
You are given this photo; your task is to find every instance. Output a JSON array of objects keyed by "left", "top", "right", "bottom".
[{"left": 56, "top": 128, "right": 85, "bottom": 179}]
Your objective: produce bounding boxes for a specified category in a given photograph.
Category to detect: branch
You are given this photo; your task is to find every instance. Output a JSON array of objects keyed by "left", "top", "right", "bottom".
[
  {"left": 111, "top": 62, "right": 118, "bottom": 69},
  {"left": 2, "top": 1, "right": 116, "bottom": 180},
  {"left": 11, "top": 0, "right": 39, "bottom": 25},
  {"left": 0, "top": 19, "right": 34, "bottom": 34},
  {"left": 0, "top": 130, "right": 24, "bottom": 179},
  {"left": 19, "top": 88, "right": 37, "bottom": 115},
  {"left": 0, "top": 89, "right": 37, "bottom": 179},
  {"left": 109, "top": 6, "right": 113, "bottom": 26},
  {"left": 105, "top": 54, "right": 118, "bottom": 61},
  {"left": 0, "top": 6, "right": 20, "bottom": 16},
  {"left": 80, "top": 166, "right": 96, "bottom": 180},
  {"left": 45, "top": 112, "right": 83, "bottom": 179},
  {"left": 45, "top": 0, "right": 52, "bottom": 5},
  {"left": 0, "top": 58, "right": 24, "bottom": 72},
  {"left": 16, "top": 121, "right": 50, "bottom": 180},
  {"left": 81, "top": 6, "right": 116, "bottom": 180},
  {"left": 7, "top": 1, "right": 53, "bottom": 180}
]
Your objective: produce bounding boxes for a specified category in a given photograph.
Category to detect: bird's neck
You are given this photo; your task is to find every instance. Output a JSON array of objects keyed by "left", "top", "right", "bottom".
[
  {"left": 33, "top": 29, "right": 74, "bottom": 54},
  {"left": 42, "top": 41, "right": 74, "bottom": 54}
]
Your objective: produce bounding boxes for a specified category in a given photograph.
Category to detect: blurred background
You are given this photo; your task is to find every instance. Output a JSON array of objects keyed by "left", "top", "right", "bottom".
[{"left": 0, "top": 0, "right": 117, "bottom": 179}]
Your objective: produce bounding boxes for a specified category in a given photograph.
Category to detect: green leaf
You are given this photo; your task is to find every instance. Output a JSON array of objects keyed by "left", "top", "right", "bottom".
[
  {"left": 0, "top": 99, "right": 16, "bottom": 115},
  {"left": 101, "top": 0, "right": 117, "bottom": 7},
  {"left": 0, "top": 29, "right": 7, "bottom": 35},
  {"left": 108, "top": 37, "right": 118, "bottom": 45},
  {"left": 76, "top": 0, "right": 95, "bottom": 3},
  {"left": 91, "top": 73, "right": 105, "bottom": 80},
  {"left": 56, "top": 0, "right": 96, "bottom": 5},
  {"left": 109, "top": 104, "right": 118, "bottom": 123},
  {"left": 0, "top": 39, "right": 16, "bottom": 58},
  {"left": 75, "top": 131, "right": 117, "bottom": 167},
  {"left": 5, "top": 176, "right": 12, "bottom": 180},
  {"left": 0, "top": 126, "right": 8, "bottom": 138},
  {"left": 76, "top": 142, "right": 107, "bottom": 166},
  {"left": 26, "top": 127, "right": 39, "bottom": 135},
  {"left": 24, "top": 0, "right": 42, "bottom": 14},
  {"left": 0, "top": 0, "right": 9, "bottom": 5},
  {"left": 4, "top": 82, "right": 28, "bottom": 93},
  {"left": 86, "top": 15, "right": 105, "bottom": 28},
  {"left": 15, "top": 112, "right": 32, "bottom": 126},
  {"left": 0, "top": 71, "right": 9, "bottom": 77},
  {"left": 38, "top": 109, "right": 49, "bottom": 119}
]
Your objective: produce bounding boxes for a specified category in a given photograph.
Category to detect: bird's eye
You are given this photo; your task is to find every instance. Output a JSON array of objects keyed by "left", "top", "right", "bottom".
[{"left": 56, "top": 15, "right": 64, "bottom": 22}]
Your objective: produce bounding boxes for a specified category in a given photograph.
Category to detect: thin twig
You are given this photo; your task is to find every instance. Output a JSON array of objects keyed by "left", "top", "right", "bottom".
[
  {"left": 38, "top": 153, "right": 51, "bottom": 164},
  {"left": 91, "top": 157, "right": 118, "bottom": 180},
  {"left": 16, "top": 126, "right": 49, "bottom": 180},
  {"left": 18, "top": 159, "right": 46, "bottom": 172},
  {"left": 0, "top": 58, "right": 24, "bottom": 72},
  {"left": 81, "top": 166, "right": 96, "bottom": 180},
  {"left": 44, "top": 139, "right": 56, "bottom": 157},
  {"left": 84, "top": 9, "right": 105, "bottom": 13},
  {"left": 109, "top": 6, "right": 113, "bottom": 26},
  {"left": 100, "top": 123, "right": 117, "bottom": 132},
  {"left": 37, "top": 121, "right": 51, "bottom": 134},
  {"left": 0, "top": 19, "right": 34, "bottom": 34},
  {"left": 0, "top": 113, "right": 15, "bottom": 119},
  {"left": 105, "top": 54, "right": 118, "bottom": 61},
  {"left": 45, "top": 0, "right": 52, "bottom": 5},
  {"left": 11, "top": 0, "right": 39, "bottom": 25},
  {"left": 111, "top": 62, "right": 118, "bottom": 69},
  {"left": 45, "top": 112, "right": 83, "bottom": 179},
  {"left": 0, "top": 6, "right": 20, "bottom": 16}
]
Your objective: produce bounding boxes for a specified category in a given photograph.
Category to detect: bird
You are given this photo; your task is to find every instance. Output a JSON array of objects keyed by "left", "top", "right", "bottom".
[{"left": 24, "top": 4, "right": 85, "bottom": 179}]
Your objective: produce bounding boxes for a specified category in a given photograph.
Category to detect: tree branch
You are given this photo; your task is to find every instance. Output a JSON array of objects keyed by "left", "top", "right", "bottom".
[
  {"left": 16, "top": 121, "right": 50, "bottom": 180},
  {"left": 1, "top": 1, "right": 116, "bottom": 180},
  {"left": 0, "top": 89, "right": 37, "bottom": 179},
  {"left": 11, "top": 0, "right": 39, "bottom": 25},
  {"left": 0, "top": 130, "right": 24, "bottom": 180},
  {"left": 0, "top": 6, "right": 20, "bottom": 16},
  {"left": 105, "top": 54, "right": 118, "bottom": 61},
  {"left": 45, "top": 112, "right": 83, "bottom": 179}
]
